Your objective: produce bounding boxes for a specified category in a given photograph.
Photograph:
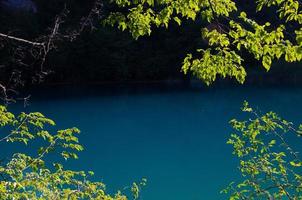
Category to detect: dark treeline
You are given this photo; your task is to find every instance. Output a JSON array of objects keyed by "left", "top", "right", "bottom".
[
  {"left": 0, "top": 0, "right": 301, "bottom": 87},
  {"left": 47, "top": 21, "right": 202, "bottom": 84}
]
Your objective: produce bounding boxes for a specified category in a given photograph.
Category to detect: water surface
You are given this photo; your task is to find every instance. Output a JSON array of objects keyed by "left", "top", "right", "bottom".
[{"left": 4, "top": 83, "right": 302, "bottom": 199}]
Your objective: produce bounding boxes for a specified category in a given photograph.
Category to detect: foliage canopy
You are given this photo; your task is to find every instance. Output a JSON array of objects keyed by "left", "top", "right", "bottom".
[{"left": 105, "top": 0, "right": 302, "bottom": 85}]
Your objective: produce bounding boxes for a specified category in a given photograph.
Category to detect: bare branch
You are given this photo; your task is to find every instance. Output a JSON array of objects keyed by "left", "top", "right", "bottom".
[
  {"left": 0, "top": 0, "right": 104, "bottom": 103},
  {"left": 0, "top": 33, "right": 44, "bottom": 46}
]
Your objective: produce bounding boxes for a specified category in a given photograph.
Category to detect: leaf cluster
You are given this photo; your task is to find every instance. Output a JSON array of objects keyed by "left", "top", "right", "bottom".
[
  {"left": 0, "top": 105, "right": 145, "bottom": 200},
  {"left": 105, "top": 0, "right": 302, "bottom": 85},
  {"left": 223, "top": 101, "right": 302, "bottom": 200}
]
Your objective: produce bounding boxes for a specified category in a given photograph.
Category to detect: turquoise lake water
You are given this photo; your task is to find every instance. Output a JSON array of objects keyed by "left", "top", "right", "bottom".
[{"left": 4, "top": 83, "right": 302, "bottom": 199}]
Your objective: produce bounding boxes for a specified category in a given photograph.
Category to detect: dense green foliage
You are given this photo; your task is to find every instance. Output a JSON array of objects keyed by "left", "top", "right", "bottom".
[
  {"left": 106, "top": 0, "right": 302, "bottom": 85},
  {"left": 0, "top": 105, "right": 146, "bottom": 199},
  {"left": 223, "top": 102, "right": 302, "bottom": 199}
]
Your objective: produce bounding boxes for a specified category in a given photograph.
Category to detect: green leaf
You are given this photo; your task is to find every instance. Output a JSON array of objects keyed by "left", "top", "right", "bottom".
[
  {"left": 262, "top": 55, "right": 272, "bottom": 71},
  {"left": 173, "top": 17, "right": 181, "bottom": 25}
]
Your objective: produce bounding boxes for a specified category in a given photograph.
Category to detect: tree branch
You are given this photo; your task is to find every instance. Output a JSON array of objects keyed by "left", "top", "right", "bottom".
[{"left": 0, "top": 33, "right": 44, "bottom": 46}]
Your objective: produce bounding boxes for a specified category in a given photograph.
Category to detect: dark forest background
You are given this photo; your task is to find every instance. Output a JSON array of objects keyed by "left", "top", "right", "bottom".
[{"left": 1, "top": 0, "right": 302, "bottom": 87}]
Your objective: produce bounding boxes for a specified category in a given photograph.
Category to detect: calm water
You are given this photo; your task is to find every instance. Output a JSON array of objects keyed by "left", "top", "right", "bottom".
[{"left": 4, "top": 83, "right": 302, "bottom": 199}]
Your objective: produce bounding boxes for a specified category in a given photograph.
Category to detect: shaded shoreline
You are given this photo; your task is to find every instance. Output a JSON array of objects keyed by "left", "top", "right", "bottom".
[{"left": 39, "top": 74, "right": 302, "bottom": 88}]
